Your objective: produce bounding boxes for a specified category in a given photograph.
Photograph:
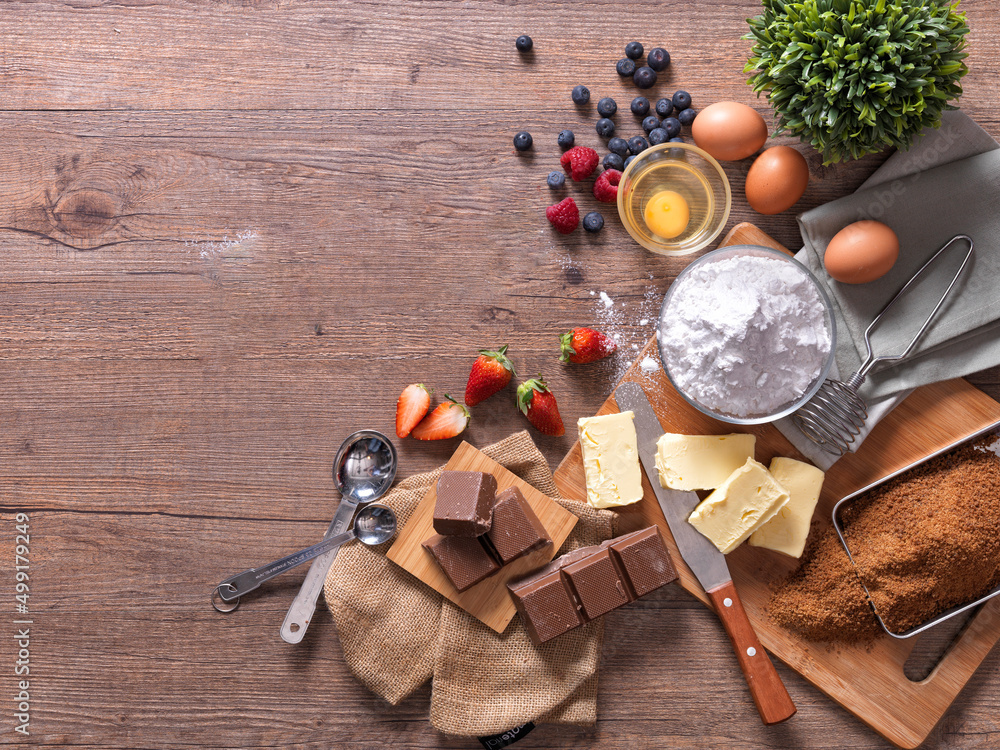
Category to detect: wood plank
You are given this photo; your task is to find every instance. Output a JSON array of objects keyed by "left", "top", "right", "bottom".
[{"left": 386, "top": 441, "right": 577, "bottom": 632}]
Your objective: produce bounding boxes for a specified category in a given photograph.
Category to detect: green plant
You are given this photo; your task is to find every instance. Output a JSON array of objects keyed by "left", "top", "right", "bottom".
[{"left": 745, "top": 0, "right": 969, "bottom": 164}]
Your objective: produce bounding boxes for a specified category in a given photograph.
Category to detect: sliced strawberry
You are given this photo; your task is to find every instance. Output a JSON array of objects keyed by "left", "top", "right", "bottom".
[
  {"left": 465, "top": 344, "right": 516, "bottom": 406},
  {"left": 411, "top": 395, "right": 470, "bottom": 440},
  {"left": 396, "top": 383, "right": 431, "bottom": 438},
  {"left": 516, "top": 377, "right": 565, "bottom": 436},
  {"left": 560, "top": 328, "right": 617, "bottom": 364}
]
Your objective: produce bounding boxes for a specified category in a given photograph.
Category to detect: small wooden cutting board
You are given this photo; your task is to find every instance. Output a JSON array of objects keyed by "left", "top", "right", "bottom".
[
  {"left": 553, "top": 223, "right": 1000, "bottom": 749},
  {"left": 387, "top": 441, "right": 578, "bottom": 633}
]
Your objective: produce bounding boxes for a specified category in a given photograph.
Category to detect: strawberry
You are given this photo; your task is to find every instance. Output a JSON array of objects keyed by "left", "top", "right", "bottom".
[
  {"left": 546, "top": 197, "right": 579, "bottom": 234},
  {"left": 560, "top": 146, "right": 600, "bottom": 181},
  {"left": 465, "top": 344, "right": 516, "bottom": 406},
  {"left": 560, "top": 327, "right": 617, "bottom": 364},
  {"left": 395, "top": 383, "right": 431, "bottom": 438},
  {"left": 516, "top": 377, "right": 565, "bottom": 436},
  {"left": 592, "top": 169, "right": 622, "bottom": 203},
  {"left": 410, "top": 395, "right": 470, "bottom": 440}
]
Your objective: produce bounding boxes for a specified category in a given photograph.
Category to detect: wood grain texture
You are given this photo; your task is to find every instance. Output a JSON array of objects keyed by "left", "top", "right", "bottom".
[
  {"left": 385, "top": 441, "right": 577, "bottom": 632},
  {"left": 1, "top": 0, "right": 1000, "bottom": 748},
  {"left": 552, "top": 224, "right": 1000, "bottom": 749}
]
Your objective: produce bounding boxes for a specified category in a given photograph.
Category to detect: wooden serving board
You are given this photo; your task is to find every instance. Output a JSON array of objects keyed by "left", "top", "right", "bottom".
[
  {"left": 553, "top": 223, "right": 1000, "bottom": 749},
  {"left": 387, "top": 441, "right": 578, "bottom": 633}
]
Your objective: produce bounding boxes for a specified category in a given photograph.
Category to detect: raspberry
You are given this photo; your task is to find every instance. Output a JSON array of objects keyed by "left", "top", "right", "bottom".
[
  {"left": 592, "top": 170, "right": 622, "bottom": 203},
  {"left": 546, "top": 197, "right": 579, "bottom": 234},
  {"left": 560, "top": 146, "right": 600, "bottom": 182}
]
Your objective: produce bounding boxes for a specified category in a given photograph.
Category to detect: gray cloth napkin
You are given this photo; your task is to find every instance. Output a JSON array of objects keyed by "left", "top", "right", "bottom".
[{"left": 776, "top": 111, "right": 1000, "bottom": 468}]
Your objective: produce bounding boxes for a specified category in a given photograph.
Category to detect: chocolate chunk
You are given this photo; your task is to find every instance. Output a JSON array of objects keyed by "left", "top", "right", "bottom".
[
  {"left": 507, "top": 570, "right": 585, "bottom": 645},
  {"left": 508, "top": 526, "right": 676, "bottom": 645},
  {"left": 608, "top": 526, "right": 677, "bottom": 598},
  {"left": 433, "top": 471, "right": 498, "bottom": 537},
  {"left": 486, "top": 487, "right": 552, "bottom": 564},
  {"left": 563, "top": 548, "right": 630, "bottom": 619},
  {"left": 422, "top": 533, "right": 500, "bottom": 592}
]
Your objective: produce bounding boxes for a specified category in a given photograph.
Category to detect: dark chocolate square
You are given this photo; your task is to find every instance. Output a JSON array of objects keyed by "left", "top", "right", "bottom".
[
  {"left": 562, "top": 548, "right": 630, "bottom": 619},
  {"left": 608, "top": 527, "right": 677, "bottom": 598},
  {"left": 422, "top": 533, "right": 500, "bottom": 592},
  {"left": 486, "top": 486, "right": 552, "bottom": 564},
  {"left": 507, "top": 570, "right": 584, "bottom": 645},
  {"left": 433, "top": 471, "right": 498, "bottom": 537}
]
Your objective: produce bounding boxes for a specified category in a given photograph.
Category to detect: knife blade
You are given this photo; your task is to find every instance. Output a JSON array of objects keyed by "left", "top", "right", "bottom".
[{"left": 615, "top": 381, "right": 796, "bottom": 725}]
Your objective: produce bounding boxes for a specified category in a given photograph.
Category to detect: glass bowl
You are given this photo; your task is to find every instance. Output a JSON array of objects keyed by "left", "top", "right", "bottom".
[
  {"left": 617, "top": 142, "right": 731, "bottom": 256},
  {"left": 656, "top": 245, "right": 837, "bottom": 425}
]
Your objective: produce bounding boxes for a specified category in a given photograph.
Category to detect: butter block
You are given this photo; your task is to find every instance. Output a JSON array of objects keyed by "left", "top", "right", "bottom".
[
  {"left": 655, "top": 432, "right": 756, "bottom": 491},
  {"left": 687, "top": 458, "right": 789, "bottom": 554},
  {"left": 578, "top": 411, "right": 644, "bottom": 509},
  {"left": 748, "top": 457, "right": 825, "bottom": 558}
]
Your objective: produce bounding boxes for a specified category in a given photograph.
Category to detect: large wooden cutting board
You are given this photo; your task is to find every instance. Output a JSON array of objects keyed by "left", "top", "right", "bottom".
[{"left": 553, "top": 223, "right": 1000, "bottom": 749}]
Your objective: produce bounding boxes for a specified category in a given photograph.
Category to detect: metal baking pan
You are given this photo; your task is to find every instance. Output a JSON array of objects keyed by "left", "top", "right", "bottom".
[{"left": 831, "top": 418, "right": 1000, "bottom": 639}]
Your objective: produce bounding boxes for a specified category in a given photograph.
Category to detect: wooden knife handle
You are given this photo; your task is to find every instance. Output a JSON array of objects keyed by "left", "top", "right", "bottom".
[{"left": 707, "top": 580, "right": 796, "bottom": 725}]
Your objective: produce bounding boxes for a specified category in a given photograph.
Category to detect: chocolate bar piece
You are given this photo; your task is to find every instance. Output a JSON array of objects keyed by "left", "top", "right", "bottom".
[
  {"left": 422, "top": 533, "right": 501, "bottom": 592},
  {"left": 486, "top": 487, "right": 552, "bottom": 564},
  {"left": 507, "top": 570, "right": 584, "bottom": 645},
  {"left": 508, "top": 526, "right": 677, "bottom": 645},
  {"left": 433, "top": 471, "right": 498, "bottom": 537}
]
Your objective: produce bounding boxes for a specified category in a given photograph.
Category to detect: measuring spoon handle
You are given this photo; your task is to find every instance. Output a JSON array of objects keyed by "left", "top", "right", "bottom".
[{"left": 217, "top": 529, "right": 357, "bottom": 601}]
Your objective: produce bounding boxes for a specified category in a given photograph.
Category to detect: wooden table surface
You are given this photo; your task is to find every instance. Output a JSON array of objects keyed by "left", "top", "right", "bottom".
[{"left": 2, "top": 1, "right": 999, "bottom": 748}]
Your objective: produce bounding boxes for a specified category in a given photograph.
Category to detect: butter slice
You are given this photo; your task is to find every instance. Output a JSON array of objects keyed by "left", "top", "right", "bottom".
[
  {"left": 655, "top": 433, "right": 756, "bottom": 491},
  {"left": 687, "top": 458, "right": 789, "bottom": 554},
  {"left": 578, "top": 411, "right": 644, "bottom": 509},
  {"left": 748, "top": 457, "right": 825, "bottom": 558}
]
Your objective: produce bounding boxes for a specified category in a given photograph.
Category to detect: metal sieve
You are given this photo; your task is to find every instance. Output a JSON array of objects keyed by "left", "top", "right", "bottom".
[{"left": 831, "top": 419, "right": 1000, "bottom": 639}]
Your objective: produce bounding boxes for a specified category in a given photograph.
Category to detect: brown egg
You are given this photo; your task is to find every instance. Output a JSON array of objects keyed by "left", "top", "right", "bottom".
[
  {"left": 745, "top": 146, "right": 809, "bottom": 215},
  {"left": 824, "top": 221, "right": 900, "bottom": 284},
  {"left": 691, "top": 102, "right": 768, "bottom": 161}
]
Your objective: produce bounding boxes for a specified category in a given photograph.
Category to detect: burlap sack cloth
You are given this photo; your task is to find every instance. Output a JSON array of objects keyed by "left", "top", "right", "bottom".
[{"left": 323, "top": 431, "right": 618, "bottom": 735}]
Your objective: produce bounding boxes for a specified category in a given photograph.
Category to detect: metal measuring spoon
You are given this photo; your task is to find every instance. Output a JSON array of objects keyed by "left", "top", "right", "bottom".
[
  {"left": 279, "top": 430, "right": 397, "bottom": 642},
  {"left": 212, "top": 505, "right": 396, "bottom": 612}
]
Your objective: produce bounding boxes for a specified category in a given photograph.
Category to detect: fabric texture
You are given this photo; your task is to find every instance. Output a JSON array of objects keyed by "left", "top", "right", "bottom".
[
  {"left": 776, "top": 111, "right": 1000, "bottom": 468},
  {"left": 324, "top": 430, "right": 618, "bottom": 735}
]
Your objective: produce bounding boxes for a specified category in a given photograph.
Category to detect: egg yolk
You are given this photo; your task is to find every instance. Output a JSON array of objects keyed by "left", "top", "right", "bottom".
[{"left": 644, "top": 190, "right": 690, "bottom": 239}]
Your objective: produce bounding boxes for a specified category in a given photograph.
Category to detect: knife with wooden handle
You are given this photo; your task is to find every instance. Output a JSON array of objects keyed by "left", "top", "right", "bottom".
[{"left": 615, "top": 381, "right": 796, "bottom": 725}]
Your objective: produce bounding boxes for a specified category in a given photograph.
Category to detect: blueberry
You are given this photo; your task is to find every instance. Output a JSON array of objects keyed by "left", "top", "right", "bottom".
[
  {"left": 616, "top": 58, "right": 636, "bottom": 77},
  {"left": 547, "top": 171, "right": 566, "bottom": 189},
  {"left": 628, "top": 135, "right": 649, "bottom": 154},
  {"left": 624, "top": 154, "right": 637, "bottom": 169},
  {"left": 597, "top": 97, "right": 618, "bottom": 117},
  {"left": 596, "top": 118, "right": 615, "bottom": 138},
  {"left": 625, "top": 41, "right": 644, "bottom": 60},
  {"left": 663, "top": 116, "right": 681, "bottom": 138},
  {"left": 583, "top": 211, "right": 605, "bottom": 233},
  {"left": 603, "top": 153, "right": 625, "bottom": 171},
  {"left": 678, "top": 107, "right": 697, "bottom": 126},
  {"left": 655, "top": 98, "right": 672, "bottom": 119},
  {"left": 648, "top": 128, "right": 669, "bottom": 145},
  {"left": 642, "top": 115, "right": 661, "bottom": 134},
  {"left": 557, "top": 129, "right": 575, "bottom": 149},
  {"left": 668, "top": 136, "right": 684, "bottom": 142},
  {"left": 513, "top": 131, "right": 533, "bottom": 151},
  {"left": 647, "top": 47, "right": 670, "bottom": 71},
  {"left": 672, "top": 90, "right": 692, "bottom": 111},
  {"left": 630, "top": 96, "right": 650, "bottom": 117},
  {"left": 515, "top": 35, "right": 533, "bottom": 52},
  {"left": 608, "top": 137, "right": 630, "bottom": 157},
  {"left": 572, "top": 85, "right": 591, "bottom": 105},
  {"left": 633, "top": 66, "right": 657, "bottom": 89}
]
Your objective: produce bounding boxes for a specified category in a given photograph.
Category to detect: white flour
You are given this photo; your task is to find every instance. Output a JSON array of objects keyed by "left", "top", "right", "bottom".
[{"left": 658, "top": 255, "right": 831, "bottom": 417}]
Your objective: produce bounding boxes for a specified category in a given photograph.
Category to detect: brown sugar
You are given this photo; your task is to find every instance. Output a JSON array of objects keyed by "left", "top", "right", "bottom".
[{"left": 769, "top": 437, "right": 1000, "bottom": 642}]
